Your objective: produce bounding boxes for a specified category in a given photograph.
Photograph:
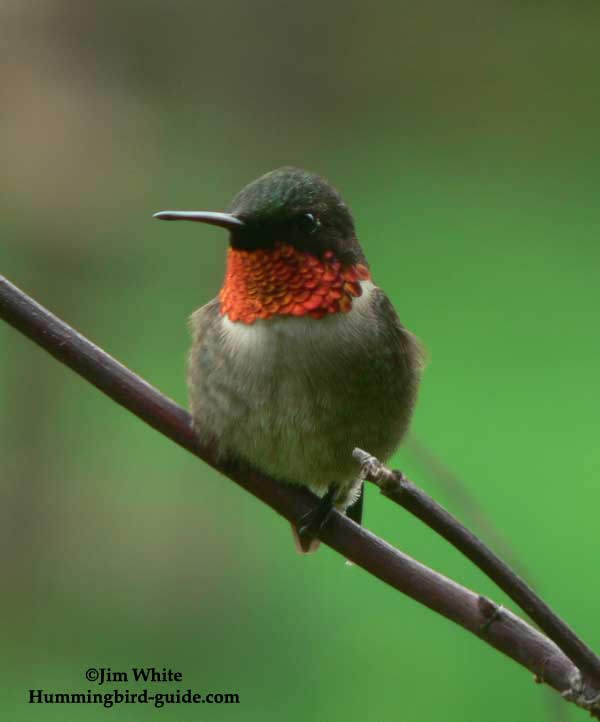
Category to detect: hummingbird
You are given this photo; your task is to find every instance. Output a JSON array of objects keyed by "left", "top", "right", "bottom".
[{"left": 154, "top": 167, "right": 423, "bottom": 552}]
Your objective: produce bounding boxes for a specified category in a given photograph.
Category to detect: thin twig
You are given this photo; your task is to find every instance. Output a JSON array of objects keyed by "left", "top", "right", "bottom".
[
  {"left": 404, "top": 436, "right": 568, "bottom": 722},
  {"left": 353, "top": 447, "right": 600, "bottom": 689},
  {"left": 1, "top": 273, "right": 600, "bottom": 717},
  {"left": 405, "top": 434, "right": 529, "bottom": 576}
]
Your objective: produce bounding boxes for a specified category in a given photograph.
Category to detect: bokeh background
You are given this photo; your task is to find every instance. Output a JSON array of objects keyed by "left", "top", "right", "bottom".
[{"left": 2, "top": 2, "right": 600, "bottom": 720}]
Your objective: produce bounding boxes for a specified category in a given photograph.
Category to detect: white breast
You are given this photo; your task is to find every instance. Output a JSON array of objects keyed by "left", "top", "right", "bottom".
[{"left": 220, "top": 280, "right": 376, "bottom": 365}]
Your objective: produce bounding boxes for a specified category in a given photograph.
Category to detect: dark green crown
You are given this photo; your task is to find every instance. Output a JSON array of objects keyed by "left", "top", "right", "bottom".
[{"left": 227, "top": 167, "right": 364, "bottom": 264}]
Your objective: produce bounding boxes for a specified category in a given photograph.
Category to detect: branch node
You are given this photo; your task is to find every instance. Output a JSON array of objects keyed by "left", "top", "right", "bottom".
[
  {"left": 560, "top": 669, "right": 600, "bottom": 712},
  {"left": 477, "top": 595, "right": 503, "bottom": 635},
  {"left": 353, "top": 447, "right": 404, "bottom": 495},
  {"left": 353, "top": 447, "right": 384, "bottom": 481}
]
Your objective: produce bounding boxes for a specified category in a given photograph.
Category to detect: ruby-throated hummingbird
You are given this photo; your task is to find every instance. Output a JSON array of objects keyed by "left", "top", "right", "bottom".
[{"left": 154, "top": 167, "right": 423, "bottom": 552}]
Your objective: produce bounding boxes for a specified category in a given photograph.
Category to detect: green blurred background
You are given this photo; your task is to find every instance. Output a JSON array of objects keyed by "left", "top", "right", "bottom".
[{"left": 2, "top": 2, "right": 599, "bottom": 720}]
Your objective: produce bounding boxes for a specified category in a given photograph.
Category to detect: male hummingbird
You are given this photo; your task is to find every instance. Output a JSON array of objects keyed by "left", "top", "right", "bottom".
[{"left": 155, "top": 167, "right": 423, "bottom": 552}]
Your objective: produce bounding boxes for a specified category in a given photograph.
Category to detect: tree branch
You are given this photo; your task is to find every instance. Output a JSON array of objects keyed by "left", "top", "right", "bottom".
[
  {"left": 1, "top": 273, "right": 599, "bottom": 716},
  {"left": 353, "top": 449, "right": 600, "bottom": 685}
]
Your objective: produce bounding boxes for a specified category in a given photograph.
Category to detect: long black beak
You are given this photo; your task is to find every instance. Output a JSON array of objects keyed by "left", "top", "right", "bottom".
[{"left": 153, "top": 210, "right": 244, "bottom": 231}]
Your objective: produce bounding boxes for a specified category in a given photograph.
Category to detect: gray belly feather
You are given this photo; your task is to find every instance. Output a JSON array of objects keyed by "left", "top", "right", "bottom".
[{"left": 188, "top": 282, "right": 422, "bottom": 502}]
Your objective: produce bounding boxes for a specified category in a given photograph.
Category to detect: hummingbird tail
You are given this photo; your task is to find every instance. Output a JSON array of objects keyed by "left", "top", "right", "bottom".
[{"left": 290, "top": 523, "right": 321, "bottom": 554}]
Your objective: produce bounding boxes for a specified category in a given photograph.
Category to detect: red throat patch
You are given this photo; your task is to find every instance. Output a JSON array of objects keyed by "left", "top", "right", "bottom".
[{"left": 219, "top": 243, "right": 371, "bottom": 324}]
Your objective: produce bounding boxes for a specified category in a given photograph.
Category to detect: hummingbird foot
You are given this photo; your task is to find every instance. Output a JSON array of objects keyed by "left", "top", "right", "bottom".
[{"left": 294, "top": 486, "right": 336, "bottom": 553}]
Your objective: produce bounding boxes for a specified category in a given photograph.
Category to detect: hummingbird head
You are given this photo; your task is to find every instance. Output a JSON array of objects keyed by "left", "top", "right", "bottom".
[
  {"left": 154, "top": 167, "right": 371, "bottom": 324},
  {"left": 224, "top": 166, "right": 364, "bottom": 266}
]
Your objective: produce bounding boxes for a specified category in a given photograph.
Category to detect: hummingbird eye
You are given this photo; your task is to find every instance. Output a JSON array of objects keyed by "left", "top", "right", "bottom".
[{"left": 296, "top": 212, "right": 320, "bottom": 235}]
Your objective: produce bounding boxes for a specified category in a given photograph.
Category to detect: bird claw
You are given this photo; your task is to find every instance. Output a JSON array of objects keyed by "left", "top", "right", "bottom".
[
  {"left": 294, "top": 487, "right": 336, "bottom": 552},
  {"left": 297, "top": 502, "right": 334, "bottom": 540}
]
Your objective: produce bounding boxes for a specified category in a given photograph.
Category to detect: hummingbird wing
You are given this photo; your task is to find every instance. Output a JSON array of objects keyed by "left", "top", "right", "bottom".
[{"left": 369, "top": 287, "right": 427, "bottom": 374}]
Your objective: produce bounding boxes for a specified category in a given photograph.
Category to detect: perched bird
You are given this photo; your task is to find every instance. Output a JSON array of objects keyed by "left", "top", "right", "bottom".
[{"left": 155, "top": 167, "right": 423, "bottom": 552}]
